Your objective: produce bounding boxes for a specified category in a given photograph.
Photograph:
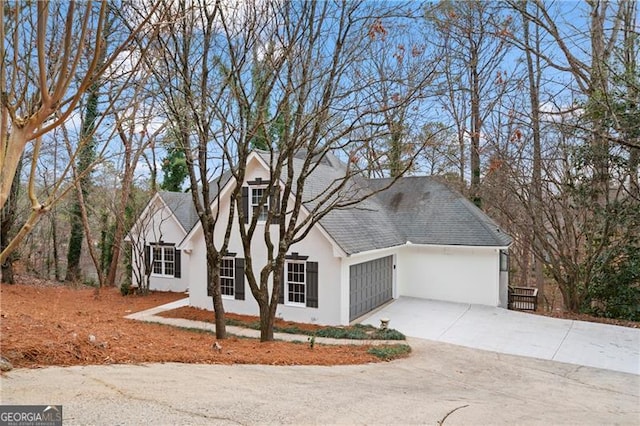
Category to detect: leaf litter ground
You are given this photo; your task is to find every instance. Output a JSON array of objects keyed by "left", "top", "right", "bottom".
[{"left": 0, "top": 278, "right": 385, "bottom": 369}]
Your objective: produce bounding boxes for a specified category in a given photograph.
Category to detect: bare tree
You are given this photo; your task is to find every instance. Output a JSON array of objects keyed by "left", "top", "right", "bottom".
[
  {"left": 426, "top": 0, "right": 513, "bottom": 207},
  {"left": 0, "top": 0, "right": 160, "bottom": 265},
  {"left": 501, "top": 0, "right": 640, "bottom": 313},
  {"left": 210, "top": 1, "right": 434, "bottom": 341},
  {"left": 103, "top": 95, "right": 165, "bottom": 288},
  {"left": 360, "top": 13, "right": 440, "bottom": 177},
  {"left": 126, "top": 0, "right": 258, "bottom": 338}
]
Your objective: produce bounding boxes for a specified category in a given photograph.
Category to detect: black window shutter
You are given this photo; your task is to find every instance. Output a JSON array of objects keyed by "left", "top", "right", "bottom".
[
  {"left": 174, "top": 249, "right": 181, "bottom": 278},
  {"left": 234, "top": 258, "right": 245, "bottom": 300},
  {"left": 144, "top": 245, "right": 151, "bottom": 275},
  {"left": 278, "top": 264, "right": 285, "bottom": 304},
  {"left": 242, "top": 186, "right": 249, "bottom": 224},
  {"left": 306, "top": 261, "right": 318, "bottom": 308}
]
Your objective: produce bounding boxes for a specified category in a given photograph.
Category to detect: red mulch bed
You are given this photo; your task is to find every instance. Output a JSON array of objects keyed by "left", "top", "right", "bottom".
[{"left": 0, "top": 278, "right": 381, "bottom": 369}]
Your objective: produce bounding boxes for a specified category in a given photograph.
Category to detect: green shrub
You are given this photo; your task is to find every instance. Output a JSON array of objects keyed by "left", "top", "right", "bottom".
[
  {"left": 120, "top": 281, "right": 132, "bottom": 296},
  {"left": 585, "top": 244, "right": 640, "bottom": 321},
  {"left": 372, "top": 328, "right": 406, "bottom": 340},
  {"left": 314, "top": 326, "right": 369, "bottom": 339},
  {"left": 222, "top": 316, "right": 406, "bottom": 340},
  {"left": 225, "top": 318, "right": 261, "bottom": 330},
  {"left": 276, "top": 325, "right": 306, "bottom": 334},
  {"left": 367, "top": 344, "right": 412, "bottom": 361}
]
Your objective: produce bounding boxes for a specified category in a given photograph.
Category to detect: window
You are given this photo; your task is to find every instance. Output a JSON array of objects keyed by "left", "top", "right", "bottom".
[
  {"left": 251, "top": 187, "right": 269, "bottom": 222},
  {"left": 210, "top": 256, "right": 245, "bottom": 300},
  {"left": 152, "top": 245, "right": 175, "bottom": 276},
  {"left": 279, "top": 257, "right": 318, "bottom": 308},
  {"left": 286, "top": 261, "right": 306, "bottom": 305},
  {"left": 242, "top": 182, "right": 280, "bottom": 225},
  {"left": 220, "top": 257, "right": 235, "bottom": 297}
]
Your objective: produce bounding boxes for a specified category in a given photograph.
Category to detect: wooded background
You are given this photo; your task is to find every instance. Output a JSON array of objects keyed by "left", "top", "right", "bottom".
[{"left": 1, "top": 0, "right": 638, "bottom": 324}]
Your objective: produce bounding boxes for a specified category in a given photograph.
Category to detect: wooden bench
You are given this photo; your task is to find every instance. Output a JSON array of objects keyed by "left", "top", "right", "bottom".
[{"left": 508, "top": 286, "right": 538, "bottom": 311}]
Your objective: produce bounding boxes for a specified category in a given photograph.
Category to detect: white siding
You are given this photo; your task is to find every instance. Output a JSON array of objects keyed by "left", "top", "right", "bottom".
[
  {"left": 130, "top": 197, "right": 189, "bottom": 292},
  {"left": 187, "top": 157, "right": 343, "bottom": 325},
  {"left": 397, "top": 245, "right": 501, "bottom": 306}
]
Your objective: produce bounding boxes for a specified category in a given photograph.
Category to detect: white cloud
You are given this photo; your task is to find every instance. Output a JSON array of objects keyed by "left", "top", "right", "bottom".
[{"left": 539, "top": 101, "right": 583, "bottom": 123}]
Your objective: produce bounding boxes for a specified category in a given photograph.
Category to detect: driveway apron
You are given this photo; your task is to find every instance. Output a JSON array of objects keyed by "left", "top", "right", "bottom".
[{"left": 361, "top": 296, "right": 640, "bottom": 375}]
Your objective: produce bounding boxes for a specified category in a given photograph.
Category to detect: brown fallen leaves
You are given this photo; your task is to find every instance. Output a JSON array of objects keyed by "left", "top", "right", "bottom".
[{"left": 0, "top": 278, "right": 380, "bottom": 369}]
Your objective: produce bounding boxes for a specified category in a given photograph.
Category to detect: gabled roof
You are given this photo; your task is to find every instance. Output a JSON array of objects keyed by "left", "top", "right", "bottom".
[
  {"left": 288, "top": 153, "right": 402, "bottom": 255},
  {"left": 156, "top": 152, "right": 511, "bottom": 255},
  {"left": 157, "top": 170, "right": 233, "bottom": 236}
]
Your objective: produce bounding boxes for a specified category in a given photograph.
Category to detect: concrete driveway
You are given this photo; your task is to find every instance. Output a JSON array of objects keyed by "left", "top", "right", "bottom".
[{"left": 361, "top": 297, "right": 640, "bottom": 375}]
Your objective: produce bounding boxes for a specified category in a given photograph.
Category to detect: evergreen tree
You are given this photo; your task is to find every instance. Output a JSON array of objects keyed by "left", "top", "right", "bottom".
[{"left": 160, "top": 145, "right": 188, "bottom": 192}]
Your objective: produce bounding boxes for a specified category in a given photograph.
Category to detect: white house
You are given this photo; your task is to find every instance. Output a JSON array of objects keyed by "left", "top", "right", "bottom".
[{"left": 129, "top": 151, "right": 512, "bottom": 326}]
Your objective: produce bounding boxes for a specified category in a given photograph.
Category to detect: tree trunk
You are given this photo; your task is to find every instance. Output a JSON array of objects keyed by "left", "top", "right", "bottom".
[
  {"left": 622, "top": 1, "right": 639, "bottom": 198},
  {"left": 523, "top": 1, "right": 545, "bottom": 306},
  {"left": 259, "top": 301, "right": 275, "bottom": 342},
  {"left": 589, "top": 2, "right": 611, "bottom": 198},
  {"left": 65, "top": 93, "right": 100, "bottom": 281},
  {"left": 206, "top": 245, "right": 227, "bottom": 339},
  {"left": 65, "top": 204, "right": 84, "bottom": 282},
  {"left": 105, "top": 224, "right": 123, "bottom": 287},
  {"left": 0, "top": 154, "right": 22, "bottom": 284},
  {"left": 0, "top": 127, "right": 32, "bottom": 211},
  {"left": 0, "top": 259, "right": 15, "bottom": 284},
  {"left": 64, "top": 25, "right": 105, "bottom": 282},
  {"left": 469, "top": 45, "right": 482, "bottom": 208},
  {"left": 388, "top": 120, "right": 404, "bottom": 178},
  {"left": 51, "top": 211, "right": 61, "bottom": 282}
]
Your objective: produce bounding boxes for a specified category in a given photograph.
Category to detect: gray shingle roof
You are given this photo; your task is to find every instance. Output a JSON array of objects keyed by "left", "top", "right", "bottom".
[
  {"left": 367, "top": 176, "right": 513, "bottom": 248},
  {"left": 295, "top": 157, "right": 403, "bottom": 254},
  {"left": 157, "top": 170, "right": 232, "bottom": 235},
  {"left": 157, "top": 153, "right": 511, "bottom": 255},
  {"left": 157, "top": 191, "right": 197, "bottom": 232}
]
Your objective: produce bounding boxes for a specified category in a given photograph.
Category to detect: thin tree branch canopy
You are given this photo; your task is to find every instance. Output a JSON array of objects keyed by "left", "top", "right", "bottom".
[{"left": 0, "top": 0, "right": 160, "bottom": 211}]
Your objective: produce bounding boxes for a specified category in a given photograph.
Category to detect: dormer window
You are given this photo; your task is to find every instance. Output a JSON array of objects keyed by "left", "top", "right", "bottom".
[
  {"left": 242, "top": 178, "right": 280, "bottom": 224},
  {"left": 251, "top": 187, "right": 269, "bottom": 222}
]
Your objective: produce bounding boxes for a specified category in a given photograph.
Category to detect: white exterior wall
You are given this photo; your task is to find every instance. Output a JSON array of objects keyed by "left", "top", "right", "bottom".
[
  {"left": 397, "top": 244, "right": 501, "bottom": 306},
  {"left": 130, "top": 197, "right": 190, "bottom": 293},
  {"left": 187, "top": 157, "right": 343, "bottom": 325}
]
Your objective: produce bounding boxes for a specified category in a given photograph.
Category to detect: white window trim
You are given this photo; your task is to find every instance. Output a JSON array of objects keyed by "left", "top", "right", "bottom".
[
  {"left": 251, "top": 186, "right": 270, "bottom": 223},
  {"left": 151, "top": 245, "right": 175, "bottom": 277},
  {"left": 220, "top": 257, "right": 235, "bottom": 299},
  {"left": 285, "top": 260, "right": 306, "bottom": 307}
]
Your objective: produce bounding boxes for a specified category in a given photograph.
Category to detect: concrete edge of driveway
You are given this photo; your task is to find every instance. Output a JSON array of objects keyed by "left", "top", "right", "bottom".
[{"left": 125, "top": 298, "right": 403, "bottom": 346}]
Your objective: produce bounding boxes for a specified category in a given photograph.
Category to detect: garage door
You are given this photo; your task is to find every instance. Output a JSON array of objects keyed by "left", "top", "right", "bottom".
[{"left": 349, "top": 256, "right": 393, "bottom": 321}]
